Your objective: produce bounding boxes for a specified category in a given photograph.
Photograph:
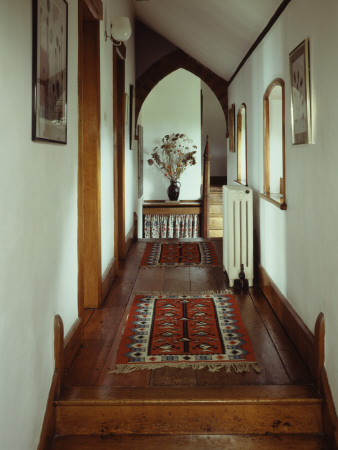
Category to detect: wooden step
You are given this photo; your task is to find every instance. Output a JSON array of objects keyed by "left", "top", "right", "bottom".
[
  {"left": 55, "top": 385, "right": 323, "bottom": 437},
  {"left": 50, "top": 433, "right": 329, "bottom": 449},
  {"left": 209, "top": 229, "right": 223, "bottom": 238},
  {"left": 210, "top": 203, "right": 223, "bottom": 216},
  {"left": 210, "top": 193, "right": 222, "bottom": 203},
  {"left": 210, "top": 186, "right": 223, "bottom": 203},
  {"left": 209, "top": 216, "right": 223, "bottom": 230}
]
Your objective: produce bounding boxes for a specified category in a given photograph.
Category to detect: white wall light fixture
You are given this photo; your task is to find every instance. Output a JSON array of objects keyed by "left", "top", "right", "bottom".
[{"left": 105, "top": 17, "right": 132, "bottom": 46}]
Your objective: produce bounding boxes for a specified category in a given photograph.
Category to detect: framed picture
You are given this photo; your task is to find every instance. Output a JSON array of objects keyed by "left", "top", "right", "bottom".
[
  {"left": 289, "top": 38, "right": 311, "bottom": 144},
  {"left": 129, "top": 84, "right": 136, "bottom": 150},
  {"left": 124, "top": 92, "right": 129, "bottom": 126},
  {"left": 32, "top": 0, "right": 68, "bottom": 144},
  {"left": 228, "top": 104, "right": 235, "bottom": 152}
]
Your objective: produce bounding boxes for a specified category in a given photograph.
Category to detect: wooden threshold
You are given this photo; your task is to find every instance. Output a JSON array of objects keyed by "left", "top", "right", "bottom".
[
  {"left": 59, "top": 384, "right": 321, "bottom": 404},
  {"left": 55, "top": 385, "right": 322, "bottom": 436}
]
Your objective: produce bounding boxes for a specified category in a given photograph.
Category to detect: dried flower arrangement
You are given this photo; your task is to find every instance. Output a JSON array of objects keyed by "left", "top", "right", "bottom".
[{"left": 147, "top": 133, "right": 197, "bottom": 182}]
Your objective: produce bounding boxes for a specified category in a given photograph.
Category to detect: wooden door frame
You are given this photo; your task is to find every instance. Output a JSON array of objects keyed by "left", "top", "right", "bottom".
[
  {"left": 113, "top": 46, "right": 126, "bottom": 266},
  {"left": 78, "top": 0, "right": 103, "bottom": 312}
]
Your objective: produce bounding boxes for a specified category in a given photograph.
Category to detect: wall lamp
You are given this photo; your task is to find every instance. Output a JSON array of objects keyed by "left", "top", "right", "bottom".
[{"left": 105, "top": 17, "right": 132, "bottom": 46}]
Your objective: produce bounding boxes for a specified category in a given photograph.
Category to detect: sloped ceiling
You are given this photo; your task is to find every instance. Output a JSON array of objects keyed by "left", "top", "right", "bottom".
[{"left": 133, "top": 0, "right": 285, "bottom": 81}]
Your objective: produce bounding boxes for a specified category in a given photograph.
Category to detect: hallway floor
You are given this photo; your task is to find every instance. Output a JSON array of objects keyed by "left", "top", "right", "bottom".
[
  {"left": 53, "top": 239, "right": 329, "bottom": 449},
  {"left": 64, "top": 239, "right": 311, "bottom": 388}
]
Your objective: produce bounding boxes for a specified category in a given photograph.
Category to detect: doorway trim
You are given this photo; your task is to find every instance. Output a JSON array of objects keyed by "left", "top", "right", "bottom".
[
  {"left": 78, "top": 0, "right": 103, "bottom": 311},
  {"left": 113, "top": 44, "right": 127, "bottom": 266}
]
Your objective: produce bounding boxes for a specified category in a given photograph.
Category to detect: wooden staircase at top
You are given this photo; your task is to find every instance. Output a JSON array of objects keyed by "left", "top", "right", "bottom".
[
  {"left": 202, "top": 136, "right": 224, "bottom": 238},
  {"left": 209, "top": 185, "right": 223, "bottom": 238}
]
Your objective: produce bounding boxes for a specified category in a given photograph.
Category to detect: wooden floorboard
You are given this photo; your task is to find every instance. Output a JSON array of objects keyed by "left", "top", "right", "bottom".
[
  {"left": 51, "top": 433, "right": 329, "bottom": 450},
  {"left": 249, "top": 286, "right": 312, "bottom": 384},
  {"left": 64, "top": 239, "right": 312, "bottom": 388}
]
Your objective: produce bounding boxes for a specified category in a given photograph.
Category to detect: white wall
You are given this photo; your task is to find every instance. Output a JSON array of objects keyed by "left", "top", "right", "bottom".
[
  {"left": 0, "top": 1, "right": 79, "bottom": 448},
  {"left": 227, "top": 0, "right": 338, "bottom": 411},
  {"left": 101, "top": 0, "right": 136, "bottom": 270},
  {"left": 141, "top": 69, "right": 202, "bottom": 200},
  {"left": 0, "top": 0, "right": 137, "bottom": 448},
  {"left": 201, "top": 81, "right": 227, "bottom": 177}
]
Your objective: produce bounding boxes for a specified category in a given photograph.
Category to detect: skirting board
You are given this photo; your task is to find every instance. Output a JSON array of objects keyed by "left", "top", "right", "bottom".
[
  {"left": 101, "top": 216, "right": 137, "bottom": 302},
  {"left": 64, "top": 317, "right": 82, "bottom": 372},
  {"left": 258, "top": 264, "right": 338, "bottom": 449},
  {"left": 37, "top": 370, "right": 58, "bottom": 450},
  {"left": 258, "top": 264, "right": 314, "bottom": 375},
  {"left": 38, "top": 315, "right": 82, "bottom": 450},
  {"left": 125, "top": 212, "right": 138, "bottom": 257},
  {"left": 101, "top": 257, "right": 117, "bottom": 303}
]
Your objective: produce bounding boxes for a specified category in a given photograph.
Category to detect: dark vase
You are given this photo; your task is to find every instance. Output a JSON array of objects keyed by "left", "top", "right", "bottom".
[{"left": 167, "top": 180, "right": 181, "bottom": 201}]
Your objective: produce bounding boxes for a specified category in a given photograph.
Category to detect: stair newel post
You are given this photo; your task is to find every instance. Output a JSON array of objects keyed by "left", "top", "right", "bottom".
[
  {"left": 202, "top": 135, "right": 211, "bottom": 238},
  {"left": 314, "top": 312, "right": 325, "bottom": 392},
  {"left": 54, "top": 314, "right": 65, "bottom": 397}
]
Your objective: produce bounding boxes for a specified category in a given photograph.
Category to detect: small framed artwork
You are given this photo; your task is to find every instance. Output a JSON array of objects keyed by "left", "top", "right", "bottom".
[
  {"left": 32, "top": 0, "right": 68, "bottom": 144},
  {"left": 124, "top": 93, "right": 129, "bottom": 126},
  {"left": 289, "top": 38, "right": 311, "bottom": 144},
  {"left": 228, "top": 104, "right": 235, "bottom": 152},
  {"left": 129, "top": 84, "right": 136, "bottom": 150}
]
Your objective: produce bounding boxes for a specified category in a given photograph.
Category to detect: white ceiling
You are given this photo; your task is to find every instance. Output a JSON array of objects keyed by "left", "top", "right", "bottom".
[{"left": 133, "top": 0, "right": 284, "bottom": 81}]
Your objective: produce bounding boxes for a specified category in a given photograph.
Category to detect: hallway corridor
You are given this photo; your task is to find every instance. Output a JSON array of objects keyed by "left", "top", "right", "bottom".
[
  {"left": 64, "top": 239, "right": 311, "bottom": 388},
  {"left": 49, "top": 239, "right": 328, "bottom": 449}
]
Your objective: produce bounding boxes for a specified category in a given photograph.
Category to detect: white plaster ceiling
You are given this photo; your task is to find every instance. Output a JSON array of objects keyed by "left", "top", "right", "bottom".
[{"left": 133, "top": 0, "right": 285, "bottom": 81}]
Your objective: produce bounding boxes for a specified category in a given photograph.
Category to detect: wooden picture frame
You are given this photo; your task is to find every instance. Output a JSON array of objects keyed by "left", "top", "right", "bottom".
[
  {"left": 228, "top": 104, "right": 235, "bottom": 152},
  {"left": 129, "top": 84, "right": 136, "bottom": 150},
  {"left": 32, "top": 0, "right": 68, "bottom": 144},
  {"left": 289, "top": 38, "right": 311, "bottom": 145},
  {"left": 124, "top": 93, "right": 129, "bottom": 126}
]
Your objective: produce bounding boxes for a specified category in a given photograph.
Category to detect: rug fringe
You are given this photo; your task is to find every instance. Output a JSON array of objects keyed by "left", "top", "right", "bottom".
[
  {"left": 139, "top": 264, "right": 223, "bottom": 269},
  {"left": 111, "top": 361, "right": 261, "bottom": 375},
  {"left": 134, "top": 289, "right": 234, "bottom": 296}
]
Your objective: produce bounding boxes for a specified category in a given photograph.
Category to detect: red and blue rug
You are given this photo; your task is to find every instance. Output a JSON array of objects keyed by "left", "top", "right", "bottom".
[
  {"left": 112, "top": 292, "right": 260, "bottom": 374},
  {"left": 140, "top": 241, "right": 219, "bottom": 267}
]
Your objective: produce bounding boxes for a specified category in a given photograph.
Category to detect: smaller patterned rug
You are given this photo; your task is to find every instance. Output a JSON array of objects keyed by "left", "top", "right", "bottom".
[
  {"left": 140, "top": 241, "right": 219, "bottom": 268},
  {"left": 112, "top": 292, "right": 260, "bottom": 374}
]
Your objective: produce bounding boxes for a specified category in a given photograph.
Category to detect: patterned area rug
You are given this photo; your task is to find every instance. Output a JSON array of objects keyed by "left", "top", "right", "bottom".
[
  {"left": 112, "top": 292, "right": 260, "bottom": 374},
  {"left": 140, "top": 241, "right": 219, "bottom": 267}
]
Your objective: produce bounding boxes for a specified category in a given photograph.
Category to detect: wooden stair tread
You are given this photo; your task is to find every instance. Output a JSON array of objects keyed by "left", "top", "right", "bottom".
[
  {"left": 55, "top": 385, "right": 323, "bottom": 436},
  {"left": 209, "top": 230, "right": 223, "bottom": 237},
  {"left": 50, "top": 433, "right": 330, "bottom": 449},
  {"left": 210, "top": 185, "right": 223, "bottom": 192},
  {"left": 58, "top": 385, "right": 322, "bottom": 405}
]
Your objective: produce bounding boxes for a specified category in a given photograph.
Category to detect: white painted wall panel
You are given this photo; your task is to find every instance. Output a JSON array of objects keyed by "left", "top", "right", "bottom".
[{"left": 227, "top": 0, "right": 338, "bottom": 413}]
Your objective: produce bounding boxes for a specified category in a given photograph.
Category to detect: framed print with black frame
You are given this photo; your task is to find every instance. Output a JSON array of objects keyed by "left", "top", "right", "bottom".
[
  {"left": 289, "top": 38, "right": 311, "bottom": 145},
  {"left": 129, "top": 84, "right": 136, "bottom": 150},
  {"left": 32, "top": 0, "right": 68, "bottom": 144}
]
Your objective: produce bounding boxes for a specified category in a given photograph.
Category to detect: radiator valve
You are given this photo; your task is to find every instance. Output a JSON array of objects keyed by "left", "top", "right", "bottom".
[{"left": 239, "top": 264, "right": 246, "bottom": 289}]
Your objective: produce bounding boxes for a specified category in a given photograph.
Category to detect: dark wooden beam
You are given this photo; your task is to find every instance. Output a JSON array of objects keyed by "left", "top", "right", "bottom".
[{"left": 228, "top": 0, "right": 292, "bottom": 85}]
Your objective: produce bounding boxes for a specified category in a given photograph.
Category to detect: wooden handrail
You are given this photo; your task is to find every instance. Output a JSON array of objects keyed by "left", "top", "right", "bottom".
[{"left": 202, "top": 136, "right": 211, "bottom": 237}]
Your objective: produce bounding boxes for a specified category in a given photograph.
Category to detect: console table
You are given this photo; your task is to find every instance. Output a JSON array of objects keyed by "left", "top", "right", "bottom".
[{"left": 142, "top": 200, "right": 202, "bottom": 238}]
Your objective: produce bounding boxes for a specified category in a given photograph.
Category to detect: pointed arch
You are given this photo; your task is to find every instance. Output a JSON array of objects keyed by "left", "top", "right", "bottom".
[{"left": 135, "top": 49, "right": 228, "bottom": 125}]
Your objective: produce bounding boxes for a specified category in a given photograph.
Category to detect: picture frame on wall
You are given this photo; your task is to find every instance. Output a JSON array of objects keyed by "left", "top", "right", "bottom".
[
  {"left": 289, "top": 38, "right": 312, "bottom": 145},
  {"left": 32, "top": 0, "right": 68, "bottom": 144},
  {"left": 228, "top": 104, "right": 235, "bottom": 152},
  {"left": 129, "top": 84, "right": 136, "bottom": 150}
]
